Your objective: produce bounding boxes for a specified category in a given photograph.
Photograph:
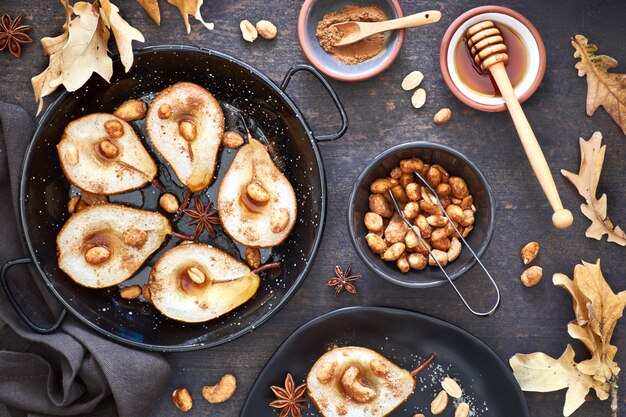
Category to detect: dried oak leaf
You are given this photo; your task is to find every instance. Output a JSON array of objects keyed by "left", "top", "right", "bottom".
[
  {"left": 572, "top": 34, "right": 626, "bottom": 136},
  {"left": 510, "top": 345, "right": 609, "bottom": 417},
  {"left": 136, "top": 0, "right": 161, "bottom": 25},
  {"left": 561, "top": 131, "right": 626, "bottom": 246},
  {"left": 100, "top": 0, "right": 145, "bottom": 72},
  {"left": 167, "top": 0, "right": 213, "bottom": 33}
]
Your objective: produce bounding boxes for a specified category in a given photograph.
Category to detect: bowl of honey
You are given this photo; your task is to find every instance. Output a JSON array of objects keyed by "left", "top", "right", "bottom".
[{"left": 439, "top": 6, "right": 546, "bottom": 112}]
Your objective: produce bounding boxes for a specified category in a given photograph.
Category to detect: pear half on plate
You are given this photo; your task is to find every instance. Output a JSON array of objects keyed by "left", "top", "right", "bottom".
[
  {"left": 307, "top": 346, "right": 416, "bottom": 417},
  {"left": 57, "top": 203, "right": 171, "bottom": 288},
  {"left": 148, "top": 243, "right": 260, "bottom": 323},
  {"left": 217, "top": 138, "right": 297, "bottom": 248},
  {"left": 145, "top": 82, "right": 224, "bottom": 192},
  {"left": 57, "top": 113, "right": 157, "bottom": 195}
]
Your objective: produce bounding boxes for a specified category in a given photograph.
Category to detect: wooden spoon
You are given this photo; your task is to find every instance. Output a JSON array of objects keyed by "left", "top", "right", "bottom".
[
  {"left": 466, "top": 21, "right": 573, "bottom": 229},
  {"left": 331, "top": 10, "right": 442, "bottom": 47}
]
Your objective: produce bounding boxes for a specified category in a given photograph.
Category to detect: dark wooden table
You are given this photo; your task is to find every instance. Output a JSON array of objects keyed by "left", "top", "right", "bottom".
[{"left": 1, "top": 1, "right": 625, "bottom": 416}]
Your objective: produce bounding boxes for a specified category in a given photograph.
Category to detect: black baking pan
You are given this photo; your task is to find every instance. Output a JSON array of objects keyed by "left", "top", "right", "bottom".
[
  {"left": 0, "top": 46, "right": 347, "bottom": 351},
  {"left": 240, "top": 306, "right": 529, "bottom": 417}
]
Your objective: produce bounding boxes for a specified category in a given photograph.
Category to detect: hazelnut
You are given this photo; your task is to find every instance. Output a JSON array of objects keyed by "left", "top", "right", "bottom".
[
  {"left": 520, "top": 241, "right": 540, "bottom": 265},
  {"left": 66, "top": 145, "right": 79, "bottom": 166},
  {"left": 256, "top": 20, "right": 277, "bottom": 40},
  {"left": 222, "top": 131, "right": 244, "bottom": 148},
  {"left": 270, "top": 208, "right": 290, "bottom": 233},
  {"left": 99, "top": 139, "right": 119, "bottom": 159},
  {"left": 434, "top": 108, "right": 452, "bottom": 124},
  {"left": 246, "top": 182, "right": 270, "bottom": 204},
  {"left": 113, "top": 99, "right": 147, "bottom": 121},
  {"left": 123, "top": 227, "right": 147, "bottom": 248},
  {"left": 187, "top": 267, "right": 206, "bottom": 285},
  {"left": 85, "top": 246, "right": 111, "bottom": 265},
  {"left": 245, "top": 247, "right": 261, "bottom": 269},
  {"left": 120, "top": 285, "right": 141, "bottom": 300},
  {"left": 172, "top": 387, "right": 193, "bottom": 412},
  {"left": 158, "top": 104, "right": 172, "bottom": 119},
  {"left": 179, "top": 119, "right": 197, "bottom": 142},
  {"left": 521, "top": 266, "right": 543, "bottom": 287},
  {"left": 159, "top": 193, "right": 179, "bottom": 214},
  {"left": 104, "top": 119, "right": 124, "bottom": 138}
]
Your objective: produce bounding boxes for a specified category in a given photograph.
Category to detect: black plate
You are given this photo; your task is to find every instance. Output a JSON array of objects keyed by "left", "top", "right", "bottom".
[{"left": 241, "top": 307, "right": 529, "bottom": 417}]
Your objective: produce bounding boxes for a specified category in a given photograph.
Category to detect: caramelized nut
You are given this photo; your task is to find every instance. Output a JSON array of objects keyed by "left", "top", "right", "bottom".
[
  {"left": 158, "top": 104, "right": 172, "bottom": 119},
  {"left": 427, "top": 215, "right": 448, "bottom": 227},
  {"left": 431, "top": 390, "right": 449, "bottom": 415},
  {"left": 141, "top": 285, "right": 152, "bottom": 302},
  {"left": 521, "top": 266, "right": 543, "bottom": 287},
  {"left": 449, "top": 177, "right": 469, "bottom": 198},
  {"left": 256, "top": 20, "right": 277, "bottom": 40},
  {"left": 416, "top": 214, "right": 432, "bottom": 239},
  {"left": 390, "top": 167, "right": 402, "bottom": 179},
  {"left": 436, "top": 183, "right": 451, "bottom": 197},
  {"left": 426, "top": 166, "right": 442, "bottom": 187},
  {"left": 390, "top": 184, "right": 408, "bottom": 204},
  {"left": 420, "top": 200, "right": 442, "bottom": 216},
  {"left": 341, "top": 366, "right": 376, "bottom": 403},
  {"left": 460, "top": 195, "right": 473, "bottom": 210},
  {"left": 246, "top": 182, "right": 270, "bottom": 204},
  {"left": 202, "top": 374, "right": 237, "bottom": 404},
  {"left": 120, "top": 285, "right": 141, "bottom": 300},
  {"left": 409, "top": 252, "right": 427, "bottom": 270},
  {"left": 400, "top": 158, "right": 424, "bottom": 173},
  {"left": 85, "top": 246, "right": 111, "bottom": 265},
  {"left": 455, "top": 402, "right": 470, "bottom": 417},
  {"left": 75, "top": 200, "right": 88, "bottom": 213},
  {"left": 66, "top": 145, "right": 79, "bottom": 166},
  {"left": 113, "top": 99, "right": 147, "bottom": 121},
  {"left": 370, "top": 359, "right": 389, "bottom": 377},
  {"left": 159, "top": 193, "right": 179, "bottom": 214},
  {"left": 123, "top": 226, "right": 147, "bottom": 248},
  {"left": 432, "top": 164, "right": 449, "bottom": 182},
  {"left": 431, "top": 236, "right": 451, "bottom": 251},
  {"left": 366, "top": 233, "right": 387, "bottom": 254},
  {"left": 384, "top": 213, "right": 409, "bottom": 244},
  {"left": 406, "top": 183, "right": 420, "bottom": 200},
  {"left": 397, "top": 254, "right": 410, "bottom": 273},
  {"left": 521, "top": 241, "right": 540, "bottom": 265},
  {"left": 364, "top": 212, "right": 384, "bottom": 232},
  {"left": 222, "top": 131, "right": 244, "bottom": 148},
  {"left": 187, "top": 267, "right": 206, "bottom": 284},
  {"left": 382, "top": 242, "right": 405, "bottom": 261},
  {"left": 270, "top": 208, "right": 290, "bottom": 233},
  {"left": 104, "top": 120, "right": 124, "bottom": 138},
  {"left": 447, "top": 238, "right": 462, "bottom": 262},
  {"left": 369, "top": 193, "right": 393, "bottom": 218},
  {"left": 316, "top": 361, "right": 336, "bottom": 384},
  {"left": 399, "top": 173, "right": 414, "bottom": 188},
  {"left": 67, "top": 195, "right": 81, "bottom": 214},
  {"left": 428, "top": 250, "right": 448, "bottom": 267},
  {"left": 99, "top": 139, "right": 119, "bottom": 159},
  {"left": 434, "top": 108, "right": 452, "bottom": 124},
  {"left": 403, "top": 202, "right": 420, "bottom": 219},
  {"left": 446, "top": 205, "right": 464, "bottom": 223},
  {"left": 370, "top": 178, "right": 397, "bottom": 194},
  {"left": 460, "top": 209, "right": 475, "bottom": 226},
  {"left": 405, "top": 230, "right": 419, "bottom": 248},
  {"left": 172, "top": 387, "right": 193, "bottom": 412},
  {"left": 245, "top": 247, "right": 261, "bottom": 269},
  {"left": 179, "top": 120, "right": 197, "bottom": 141}
]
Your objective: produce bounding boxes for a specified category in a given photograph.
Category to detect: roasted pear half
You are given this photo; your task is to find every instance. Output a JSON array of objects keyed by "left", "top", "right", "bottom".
[
  {"left": 145, "top": 82, "right": 224, "bottom": 192},
  {"left": 57, "top": 204, "right": 171, "bottom": 288},
  {"left": 217, "top": 138, "right": 296, "bottom": 248},
  {"left": 57, "top": 113, "right": 157, "bottom": 195},
  {"left": 307, "top": 347, "right": 417, "bottom": 417},
  {"left": 148, "top": 243, "right": 260, "bottom": 323}
]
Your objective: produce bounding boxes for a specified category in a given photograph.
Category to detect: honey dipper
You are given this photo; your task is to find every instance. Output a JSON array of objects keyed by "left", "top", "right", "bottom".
[{"left": 466, "top": 21, "right": 573, "bottom": 229}]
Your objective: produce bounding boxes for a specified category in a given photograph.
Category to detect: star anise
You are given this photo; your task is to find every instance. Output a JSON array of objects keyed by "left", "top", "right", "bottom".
[
  {"left": 270, "top": 373, "right": 307, "bottom": 417},
  {"left": 183, "top": 196, "right": 220, "bottom": 238},
  {"left": 0, "top": 14, "right": 32, "bottom": 58},
  {"left": 327, "top": 263, "right": 360, "bottom": 295}
]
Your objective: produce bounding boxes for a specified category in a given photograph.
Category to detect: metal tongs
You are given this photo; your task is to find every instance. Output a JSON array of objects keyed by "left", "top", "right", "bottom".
[{"left": 387, "top": 170, "right": 500, "bottom": 316}]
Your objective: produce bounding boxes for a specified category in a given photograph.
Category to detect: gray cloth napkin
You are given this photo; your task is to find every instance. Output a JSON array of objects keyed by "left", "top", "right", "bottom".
[{"left": 0, "top": 101, "right": 171, "bottom": 417}]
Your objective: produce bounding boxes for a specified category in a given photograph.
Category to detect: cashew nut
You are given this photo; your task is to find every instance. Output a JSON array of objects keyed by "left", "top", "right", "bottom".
[
  {"left": 447, "top": 237, "right": 462, "bottom": 262},
  {"left": 202, "top": 374, "right": 237, "bottom": 404},
  {"left": 316, "top": 361, "right": 336, "bottom": 384},
  {"left": 341, "top": 366, "right": 377, "bottom": 404}
]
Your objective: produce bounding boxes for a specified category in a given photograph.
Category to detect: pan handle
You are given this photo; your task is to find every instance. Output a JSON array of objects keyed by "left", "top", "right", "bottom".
[
  {"left": 1, "top": 258, "right": 67, "bottom": 334},
  {"left": 280, "top": 64, "right": 348, "bottom": 142}
]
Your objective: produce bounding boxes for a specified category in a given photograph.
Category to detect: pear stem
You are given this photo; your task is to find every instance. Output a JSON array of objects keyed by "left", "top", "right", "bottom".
[
  {"left": 151, "top": 178, "right": 165, "bottom": 192},
  {"left": 251, "top": 262, "right": 282, "bottom": 275},
  {"left": 237, "top": 111, "right": 253, "bottom": 144},
  {"left": 410, "top": 353, "right": 436, "bottom": 378},
  {"left": 170, "top": 231, "right": 196, "bottom": 241}
]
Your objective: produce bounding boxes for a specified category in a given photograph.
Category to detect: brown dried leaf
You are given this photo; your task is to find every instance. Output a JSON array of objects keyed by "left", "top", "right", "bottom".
[
  {"left": 136, "top": 0, "right": 161, "bottom": 25},
  {"left": 572, "top": 34, "right": 626, "bottom": 135},
  {"left": 100, "top": 0, "right": 144, "bottom": 72},
  {"left": 167, "top": 0, "right": 213, "bottom": 33},
  {"left": 561, "top": 132, "right": 626, "bottom": 246}
]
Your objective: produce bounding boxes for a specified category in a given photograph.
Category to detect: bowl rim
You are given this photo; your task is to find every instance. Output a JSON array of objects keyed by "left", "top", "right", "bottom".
[
  {"left": 297, "top": 0, "right": 405, "bottom": 82},
  {"left": 439, "top": 5, "right": 546, "bottom": 112},
  {"left": 347, "top": 141, "right": 496, "bottom": 288}
]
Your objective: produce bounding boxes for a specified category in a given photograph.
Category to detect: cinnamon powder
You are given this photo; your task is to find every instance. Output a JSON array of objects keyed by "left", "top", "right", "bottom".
[{"left": 316, "top": 5, "right": 388, "bottom": 65}]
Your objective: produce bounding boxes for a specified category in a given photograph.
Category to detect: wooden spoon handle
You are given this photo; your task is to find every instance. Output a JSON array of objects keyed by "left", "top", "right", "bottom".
[
  {"left": 370, "top": 10, "right": 442, "bottom": 32},
  {"left": 489, "top": 62, "right": 573, "bottom": 229}
]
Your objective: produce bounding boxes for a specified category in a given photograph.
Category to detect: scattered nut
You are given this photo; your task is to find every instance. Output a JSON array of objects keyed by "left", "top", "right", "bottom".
[
  {"left": 202, "top": 374, "right": 237, "bottom": 404},
  {"left": 441, "top": 377, "right": 462, "bottom": 398},
  {"left": 172, "top": 387, "right": 193, "bottom": 412},
  {"left": 113, "top": 99, "right": 147, "bottom": 121},
  {"left": 431, "top": 390, "right": 449, "bottom": 415},
  {"left": 369, "top": 359, "right": 389, "bottom": 377},
  {"left": 397, "top": 253, "right": 410, "bottom": 273},
  {"left": 158, "top": 104, "right": 172, "bottom": 119},
  {"left": 401, "top": 70, "right": 424, "bottom": 91},
  {"left": 240, "top": 20, "right": 258, "bottom": 42},
  {"left": 66, "top": 145, "right": 79, "bottom": 166},
  {"left": 427, "top": 215, "right": 448, "bottom": 227},
  {"left": 179, "top": 119, "right": 197, "bottom": 142},
  {"left": 455, "top": 402, "right": 470, "bottom": 417},
  {"left": 67, "top": 195, "right": 81, "bottom": 214},
  {"left": 364, "top": 212, "right": 384, "bottom": 232},
  {"left": 123, "top": 226, "right": 147, "bottom": 248},
  {"left": 270, "top": 208, "right": 290, "bottom": 233},
  {"left": 222, "top": 131, "right": 244, "bottom": 148},
  {"left": 245, "top": 247, "right": 261, "bottom": 269},
  {"left": 434, "top": 108, "right": 452, "bottom": 124},
  {"left": 316, "top": 361, "right": 336, "bottom": 384},
  {"left": 104, "top": 119, "right": 124, "bottom": 138},
  {"left": 341, "top": 366, "right": 376, "bottom": 403},
  {"left": 382, "top": 242, "right": 405, "bottom": 261},
  {"left": 99, "top": 139, "right": 119, "bottom": 159},
  {"left": 246, "top": 182, "right": 270, "bottom": 204},
  {"left": 521, "top": 266, "right": 543, "bottom": 287},
  {"left": 256, "top": 20, "right": 277, "bottom": 40},
  {"left": 120, "top": 285, "right": 141, "bottom": 300},
  {"left": 366, "top": 233, "right": 387, "bottom": 254},
  {"left": 159, "top": 193, "right": 179, "bottom": 214},
  {"left": 521, "top": 241, "right": 540, "bottom": 265},
  {"left": 411, "top": 88, "right": 426, "bottom": 109},
  {"left": 447, "top": 237, "right": 462, "bottom": 262},
  {"left": 187, "top": 267, "right": 206, "bottom": 285},
  {"left": 141, "top": 284, "right": 152, "bottom": 302},
  {"left": 85, "top": 246, "right": 111, "bottom": 265},
  {"left": 460, "top": 209, "right": 475, "bottom": 227}
]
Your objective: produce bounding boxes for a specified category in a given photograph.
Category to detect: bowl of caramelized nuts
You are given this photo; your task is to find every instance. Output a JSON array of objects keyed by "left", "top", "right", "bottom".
[{"left": 348, "top": 142, "right": 495, "bottom": 288}]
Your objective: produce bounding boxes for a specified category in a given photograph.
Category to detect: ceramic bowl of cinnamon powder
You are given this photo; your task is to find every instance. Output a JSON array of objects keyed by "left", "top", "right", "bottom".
[{"left": 298, "top": 0, "right": 404, "bottom": 81}]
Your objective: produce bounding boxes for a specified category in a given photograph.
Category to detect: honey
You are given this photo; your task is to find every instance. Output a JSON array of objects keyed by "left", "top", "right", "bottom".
[{"left": 454, "top": 23, "right": 527, "bottom": 97}]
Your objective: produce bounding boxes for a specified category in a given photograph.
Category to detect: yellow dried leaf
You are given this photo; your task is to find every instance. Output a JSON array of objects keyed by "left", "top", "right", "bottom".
[
  {"left": 572, "top": 35, "right": 626, "bottom": 136},
  {"left": 100, "top": 0, "right": 145, "bottom": 72},
  {"left": 136, "top": 0, "right": 160, "bottom": 25},
  {"left": 58, "top": 1, "right": 113, "bottom": 92},
  {"left": 167, "top": 0, "right": 213, "bottom": 33},
  {"left": 561, "top": 132, "right": 626, "bottom": 246},
  {"left": 510, "top": 345, "right": 609, "bottom": 416}
]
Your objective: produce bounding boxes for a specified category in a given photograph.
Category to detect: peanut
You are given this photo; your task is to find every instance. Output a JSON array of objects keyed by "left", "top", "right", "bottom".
[
  {"left": 426, "top": 166, "right": 442, "bottom": 187},
  {"left": 316, "top": 361, "right": 336, "bottom": 384},
  {"left": 411, "top": 88, "right": 426, "bottom": 109},
  {"left": 406, "top": 183, "right": 420, "bottom": 200},
  {"left": 240, "top": 20, "right": 258, "bottom": 42},
  {"left": 521, "top": 241, "right": 540, "bottom": 265},
  {"left": 179, "top": 119, "right": 197, "bottom": 141},
  {"left": 370, "top": 359, "right": 389, "bottom": 377},
  {"left": 409, "top": 253, "right": 427, "bottom": 270},
  {"left": 245, "top": 247, "right": 261, "bottom": 269},
  {"left": 401, "top": 71, "right": 424, "bottom": 91},
  {"left": 159, "top": 193, "right": 179, "bottom": 214},
  {"left": 172, "top": 387, "right": 193, "bottom": 412},
  {"left": 113, "top": 99, "right": 147, "bottom": 121},
  {"left": 246, "top": 182, "right": 270, "bottom": 204},
  {"left": 431, "top": 390, "right": 449, "bottom": 415},
  {"left": 270, "top": 208, "right": 290, "bottom": 233},
  {"left": 99, "top": 139, "right": 119, "bottom": 159},
  {"left": 390, "top": 167, "right": 402, "bottom": 179},
  {"left": 399, "top": 173, "right": 414, "bottom": 188},
  {"left": 431, "top": 236, "right": 451, "bottom": 251},
  {"left": 85, "top": 246, "right": 110, "bottom": 265},
  {"left": 441, "top": 377, "right": 462, "bottom": 398},
  {"left": 364, "top": 212, "right": 384, "bottom": 232},
  {"left": 256, "top": 20, "right": 277, "bottom": 40},
  {"left": 158, "top": 104, "right": 172, "bottom": 119},
  {"left": 390, "top": 184, "right": 408, "bottom": 204},
  {"left": 202, "top": 374, "right": 237, "bottom": 404},
  {"left": 123, "top": 226, "right": 147, "bottom": 248},
  {"left": 403, "top": 202, "right": 420, "bottom": 219},
  {"left": 384, "top": 213, "right": 409, "bottom": 244},
  {"left": 427, "top": 215, "right": 448, "bottom": 227},
  {"left": 434, "top": 108, "right": 452, "bottom": 124},
  {"left": 446, "top": 204, "right": 464, "bottom": 223},
  {"left": 369, "top": 193, "right": 393, "bottom": 218},
  {"left": 120, "top": 285, "right": 141, "bottom": 300},
  {"left": 382, "top": 243, "right": 405, "bottom": 261},
  {"left": 104, "top": 119, "right": 124, "bottom": 138},
  {"left": 436, "top": 182, "right": 451, "bottom": 197},
  {"left": 187, "top": 267, "right": 206, "bottom": 285},
  {"left": 449, "top": 176, "right": 469, "bottom": 198},
  {"left": 397, "top": 253, "right": 410, "bottom": 273},
  {"left": 366, "top": 233, "right": 387, "bottom": 254},
  {"left": 222, "top": 131, "right": 244, "bottom": 148},
  {"left": 428, "top": 249, "right": 448, "bottom": 267},
  {"left": 460, "top": 209, "right": 475, "bottom": 226},
  {"left": 370, "top": 178, "right": 397, "bottom": 194},
  {"left": 521, "top": 266, "right": 543, "bottom": 287},
  {"left": 455, "top": 402, "right": 470, "bottom": 417},
  {"left": 400, "top": 158, "right": 424, "bottom": 173}
]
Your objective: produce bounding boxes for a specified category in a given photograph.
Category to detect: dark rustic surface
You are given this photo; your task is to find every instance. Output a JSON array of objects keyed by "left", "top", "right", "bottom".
[{"left": 1, "top": 1, "right": 625, "bottom": 417}]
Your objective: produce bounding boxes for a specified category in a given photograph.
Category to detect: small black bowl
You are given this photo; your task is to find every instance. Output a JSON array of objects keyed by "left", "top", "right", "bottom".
[{"left": 348, "top": 142, "right": 495, "bottom": 288}]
